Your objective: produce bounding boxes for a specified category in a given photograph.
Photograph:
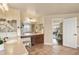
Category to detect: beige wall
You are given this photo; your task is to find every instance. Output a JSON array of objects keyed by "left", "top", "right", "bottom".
[
  {"left": 0, "top": 8, "right": 20, "bottom": 20},
  {"left": 20, "top": 10, "right": 44, "bottom": 25},
  {"left": 20, "top": 10, "right": 38, "bottom": 21},
  {"left": 0, "top": 9, "right": 5, "bottom": 18},
  {"left": 36, "top": 17, "right": 44, "bottom": 24},
  {"left": 5, "top": 8, "right": 20, "bottom": 20}
]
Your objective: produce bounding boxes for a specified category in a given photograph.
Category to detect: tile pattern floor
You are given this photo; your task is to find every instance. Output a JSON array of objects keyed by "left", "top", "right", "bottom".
[{"left": 26, "top": 44, "right": 79, "bottom": 55}]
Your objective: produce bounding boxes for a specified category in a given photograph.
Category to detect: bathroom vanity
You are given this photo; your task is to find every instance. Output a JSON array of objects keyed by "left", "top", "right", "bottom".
[{"left": 21, "top": 33, "right": 44, "bottom": 46}]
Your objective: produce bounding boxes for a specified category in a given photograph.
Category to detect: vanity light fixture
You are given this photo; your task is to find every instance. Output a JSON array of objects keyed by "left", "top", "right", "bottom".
[
  {"left": 30, "top": 19, "right": 37, "bottom": 22},
  {"left": 24, "top": 17, "right": 37, "bottom": 23}
]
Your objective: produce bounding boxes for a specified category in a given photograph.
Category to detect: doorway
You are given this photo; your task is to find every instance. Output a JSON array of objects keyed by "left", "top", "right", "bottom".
[
  {"left": 52, "top": 17, "right": 77, "bottom": 49},
  {"left": 52, "top": 18, "right": 63, "bottom": 45}
]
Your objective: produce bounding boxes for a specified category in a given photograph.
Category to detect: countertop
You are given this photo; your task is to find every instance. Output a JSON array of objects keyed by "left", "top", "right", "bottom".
[
  {"left": 0, "top": 38, "right": 28, "bottom": 55},
  {"left": 21, "top": 33, "right": 44, "bottom": 38}
]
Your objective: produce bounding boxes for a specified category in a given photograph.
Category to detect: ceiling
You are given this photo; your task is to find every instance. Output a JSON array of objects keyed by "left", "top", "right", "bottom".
[{"left": 8, "top": 3, "right": 79, "bottom": 16}]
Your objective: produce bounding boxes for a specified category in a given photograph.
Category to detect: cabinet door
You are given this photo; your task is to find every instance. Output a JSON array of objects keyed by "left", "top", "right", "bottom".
[
  {"left": 31, "top": 35, "right": 36, "bottom": 45},
  {"left": 31, "top": 34, "right": 44, "bottom": 46},
  {"left": 35, "top": 35, "right": 44, "bottom": 44}
]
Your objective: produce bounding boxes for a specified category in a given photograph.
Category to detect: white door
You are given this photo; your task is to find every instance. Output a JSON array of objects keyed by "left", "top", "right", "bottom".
[{"left": 63, "top": 17, "right": 77, "bottom": 48}]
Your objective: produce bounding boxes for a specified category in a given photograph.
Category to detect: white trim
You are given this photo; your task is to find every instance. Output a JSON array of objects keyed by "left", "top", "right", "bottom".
[{"left": 44, "top": 43, "right": 52, "bottom": 45}]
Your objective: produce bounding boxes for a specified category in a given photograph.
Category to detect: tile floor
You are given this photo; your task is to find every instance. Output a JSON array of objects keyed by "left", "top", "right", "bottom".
[{"left": 26, "top": 44, "right": 79, "bottom": 55}]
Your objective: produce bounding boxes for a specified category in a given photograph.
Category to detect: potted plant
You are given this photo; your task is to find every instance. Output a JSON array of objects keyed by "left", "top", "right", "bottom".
[{"left": 0, "top": 37, "right": 4, "bottom": 51}]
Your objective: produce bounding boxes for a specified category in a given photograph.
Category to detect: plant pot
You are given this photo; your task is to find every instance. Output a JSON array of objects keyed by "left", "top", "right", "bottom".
[{"left": 0, "top": 44, "right": 4, "bottom": 51}]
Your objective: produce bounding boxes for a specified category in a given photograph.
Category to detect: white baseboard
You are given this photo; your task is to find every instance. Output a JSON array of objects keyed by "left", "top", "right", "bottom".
[{"left": 44, "top": 43, "right": 52, "bottom": 45}]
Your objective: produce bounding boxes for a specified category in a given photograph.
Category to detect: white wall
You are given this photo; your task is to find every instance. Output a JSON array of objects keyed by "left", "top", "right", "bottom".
[
  {"left": 77, "top": 16, "right": 79, "bottom": 47},
  {"left": 43, "top": 16, "right": 53, "bottom": 45}
]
